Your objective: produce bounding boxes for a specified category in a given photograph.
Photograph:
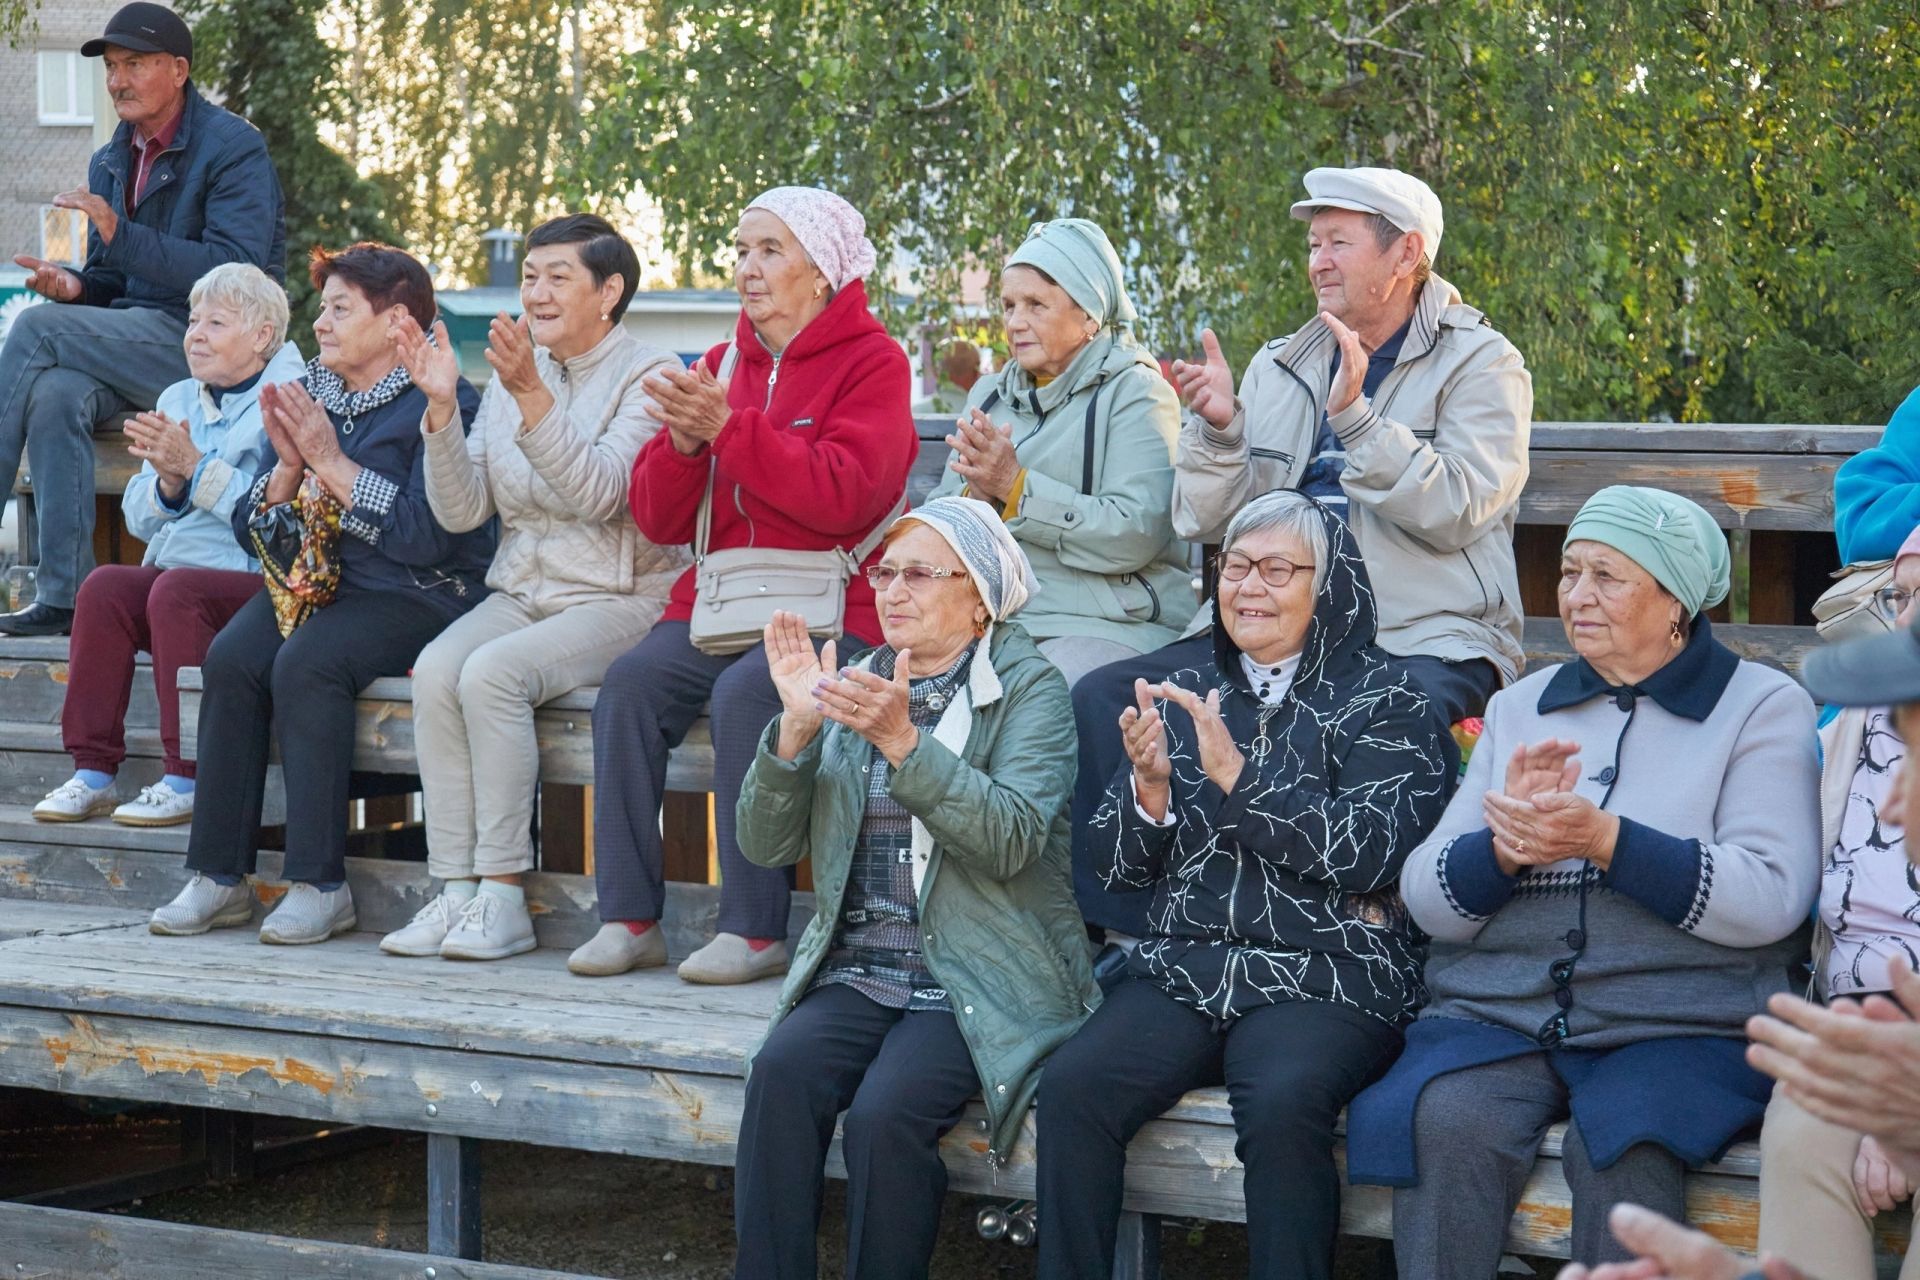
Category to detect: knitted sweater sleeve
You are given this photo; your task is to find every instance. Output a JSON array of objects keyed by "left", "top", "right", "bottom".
[{"left": 1603, "top": 681, "right": 1823, "bottom": 947}]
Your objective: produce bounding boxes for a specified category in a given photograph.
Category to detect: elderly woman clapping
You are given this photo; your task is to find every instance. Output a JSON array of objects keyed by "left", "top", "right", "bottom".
[
  {"left": 1346, "top": 486, "right": 1822, "bottom": 1274},
  {"left": 149, "top": 243, "right": 492, "bottom": 946},
  {"left": 571, "top": 186, "right": 917, "bottom": 985},
  {"left": 374, "top": 214, "right": 687, "bottom": 962},
  {"left": 34, "top": 263, "right": 303, "bottom": 829},
  {"left": 1037, "top": 490, "right": 1453, "bottom": 1280},
  {"left": 730, "top": 495, "right": 1094, "bottom": 1279},
  {"left": 929, "top": 218, "right": 1193, "bottom": 686}
]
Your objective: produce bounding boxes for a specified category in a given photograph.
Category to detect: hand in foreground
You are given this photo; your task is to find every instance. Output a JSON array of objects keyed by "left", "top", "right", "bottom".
[
  {"left": 52, "top": 188, "right": 117, "bottom": 244},
  {"left": 1171, "top": 328, "right": 1236, "bottom": 429},
  {"left": 1853, "top": 1133, "right": 1913, "bottom": 1218},
  {"left": 485, "top": 313, "right": 546, "bottom": 399},
  {"left": 644, "top": 361, "right": 730, "bottom": 453},
  {"left": 764, "top": 611, "right": 833, "bottom": 758},
  {"left": 392, "top": 315, "right": 462, "bottom": 428},
  {"left": 123, "top": 411, "right": 202, "bottom": 493},
  {"left": 1553, "top": 1203, "right": 1805, "bottom": 1280},
  {"left": 1321, "top": 311, "right": 1367, "bottom": 416},
  {"left": 1748, "top": 957, "right": 1920, "bottom": 1182},
  {"left": 1486, "top": 739, "right": 1587, "bottom": 871},
  {"left": 1119, "top": 678, "right": 1172, "bottom": 819},
  {"left": 944, "top": 408, "right": 1020, "bottom": 505},
  {"left": 812, "top": 652, "right": 918, "bottom": 768},
  {"left": 1153, "top": 680, "right": 1244, "bottom": 795},
  {"left": 11, "top": 255, "right": 82, "bottom": 302}
]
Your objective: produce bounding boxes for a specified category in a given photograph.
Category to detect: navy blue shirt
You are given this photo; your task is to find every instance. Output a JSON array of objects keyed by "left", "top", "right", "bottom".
[{"left": 1297, "top": 317, "right": 1413, "bottom": 512}]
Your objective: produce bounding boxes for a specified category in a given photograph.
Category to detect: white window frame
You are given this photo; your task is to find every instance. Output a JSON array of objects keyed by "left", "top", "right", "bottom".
[
  {"left": 37, "top": 50, "right": 95, "bottom": 126},
  {"left": 38, "top": 206, "right": 89, "bottom": 267}
]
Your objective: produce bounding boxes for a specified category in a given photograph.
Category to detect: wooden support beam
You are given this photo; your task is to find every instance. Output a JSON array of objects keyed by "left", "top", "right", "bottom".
[
  {"left": 1112, "top": 1210, "right": 1162, "bottom": 1280},
  {"left": 428, "top": 1133, "right": 483, "bottom": 1261}
]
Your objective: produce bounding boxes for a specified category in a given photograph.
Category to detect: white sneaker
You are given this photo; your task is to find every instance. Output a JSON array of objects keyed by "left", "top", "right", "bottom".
[
  {"left": 33, "top": 775, "right": 117, "bottom": 823},
  {"left": 150, "top": 874, "right": 253, "bottom": 936},
  {"left": 259, "top": 883, "right": 357, "bottom": 945},
  {"left": 379, "top": 891, "right": 469, "bottom": 957},
  {"left": 111, "top": 781, "right": 195, "bottom": 827},
  {"left": 439, "top": 890, "right": 537, "bottom": 962}
]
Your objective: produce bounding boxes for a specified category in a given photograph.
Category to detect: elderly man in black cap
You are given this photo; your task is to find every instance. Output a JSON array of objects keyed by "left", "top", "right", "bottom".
[{"left": 0, "top": 1, "right": 286, "bottom": 636}]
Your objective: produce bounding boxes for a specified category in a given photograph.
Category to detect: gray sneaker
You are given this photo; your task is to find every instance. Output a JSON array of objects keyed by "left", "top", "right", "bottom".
[
  {"left": 439, "top": 890, "right": 536, "bottom": 962},
  {"left": 567, "top": 922, "right": 666, "bottom": 976},
  {"left": 150, "top": 874, "right": 253, "bottom": 936},
  {"left": 259, "top": 882, "right": 357, "bottom": 945}
]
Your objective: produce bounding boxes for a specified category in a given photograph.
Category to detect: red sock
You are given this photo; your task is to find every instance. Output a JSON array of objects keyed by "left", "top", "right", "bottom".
[
  {"left": 622, "top": 920, "right": 656, "bottom": 936},
  {"left": 746, "top": 936, "right": 777, "bottom": 952}
]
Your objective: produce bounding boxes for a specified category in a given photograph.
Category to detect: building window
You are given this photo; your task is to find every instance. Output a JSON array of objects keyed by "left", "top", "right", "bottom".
[
  {"left": 37, "top": 51, "right": 96, "bottom": 126},
  {"left": 39, "top": 207, "right": 88, "bottom": 266}
]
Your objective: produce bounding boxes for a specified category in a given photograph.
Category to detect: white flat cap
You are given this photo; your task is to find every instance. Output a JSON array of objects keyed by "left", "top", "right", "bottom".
[{"left": 1289, "top": 166, "right": 1444, "bottom": 262}]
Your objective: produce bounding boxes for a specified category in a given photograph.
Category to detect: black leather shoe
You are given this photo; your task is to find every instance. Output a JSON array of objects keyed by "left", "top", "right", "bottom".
[{"left": 0, "top": 603, "right": 75, "bottom": 636}]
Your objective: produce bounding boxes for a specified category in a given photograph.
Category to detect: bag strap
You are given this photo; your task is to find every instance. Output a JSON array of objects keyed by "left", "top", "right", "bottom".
[
  {"left": 692, "top": 341, "right": 741, "bottom": 565},
  {"left": 1080, "top": 378, "right": 1109, "bottom": 496}
]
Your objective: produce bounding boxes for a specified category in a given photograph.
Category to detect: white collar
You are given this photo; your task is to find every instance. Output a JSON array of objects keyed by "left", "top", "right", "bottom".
[{"left": 1239, "top": 650, "right": 1302, "bottom": 708}]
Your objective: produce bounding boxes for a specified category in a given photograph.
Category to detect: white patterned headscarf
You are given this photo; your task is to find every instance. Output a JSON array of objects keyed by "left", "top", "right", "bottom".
[
  {"left": 743, "top": 186, "right": 878, "bottom": 292},
  {"left": 891, "top": 496, "right": 1037, "bottom": 622}
]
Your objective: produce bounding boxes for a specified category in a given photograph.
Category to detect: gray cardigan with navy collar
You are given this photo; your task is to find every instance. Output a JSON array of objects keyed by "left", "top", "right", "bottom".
[{"left": 1401, "top": 618, "right": 1822, "bottom": 1048}]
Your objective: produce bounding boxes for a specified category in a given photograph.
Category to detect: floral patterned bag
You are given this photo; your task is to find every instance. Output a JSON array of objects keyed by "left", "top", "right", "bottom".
[{"left": 248, "top": 473, "right": 345, "bottom": 637}]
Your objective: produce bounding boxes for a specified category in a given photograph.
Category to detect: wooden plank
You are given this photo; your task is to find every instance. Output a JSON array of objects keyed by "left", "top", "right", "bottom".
[
  {"left": 0, "top": 1200, "right": 592, "bottom": 1279},
  {"left": 16, "top": 432, "right": 142, "bottom": 499},
  {"left": 1522, "top": 618, "right": 1815, "bottom": 676},
  {"left": 0, "top": 899, "right": 150, "bottom": 940},
  {"left": 1527, "top": 422, "right": 1878, "bottom": 455},
  {"left": 0, "top": 840, "right": 814, "bottom": 960},
  {"left": 174, "top": 670, "right": 715, "bottom": 794},
  {"left": 0, "top": 746, "right": 166, "bottom": 808},
  {"left": 0, "top": 647, "right": 160, "bottom": 729},
  {"left": 1516, "top": 451, "right": 1836, "bottom": 531},
  {"left": 428, "top": 1133, "right": 483, "bottom": 1260}
]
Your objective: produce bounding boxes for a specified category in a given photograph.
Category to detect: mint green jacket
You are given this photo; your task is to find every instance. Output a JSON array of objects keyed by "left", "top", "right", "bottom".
[
  {"left": 932, "top": 334, "right": 1198, "bottom": 651},
  {"left": 736, "top": 622, "right": 1098, "bottom": 1162}
]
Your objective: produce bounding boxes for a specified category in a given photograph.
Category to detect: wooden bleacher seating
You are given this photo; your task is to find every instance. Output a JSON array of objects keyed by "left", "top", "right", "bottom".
[{"left": 0, "top": 417, "right": 1908, "bottom": 1277}]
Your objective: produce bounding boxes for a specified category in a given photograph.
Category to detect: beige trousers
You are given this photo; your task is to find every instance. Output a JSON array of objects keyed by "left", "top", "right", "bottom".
[
  {"left": 1759, "top": 1089, "right": 1920, "bottom": 1279},
  {"left": 412, "top": 590, "right": 665, "bottom": 879}
]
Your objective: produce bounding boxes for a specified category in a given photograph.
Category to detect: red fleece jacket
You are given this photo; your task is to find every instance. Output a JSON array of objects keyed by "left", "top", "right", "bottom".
[{"left": 629, "top": 281, "right": 917, "bottom": 646}]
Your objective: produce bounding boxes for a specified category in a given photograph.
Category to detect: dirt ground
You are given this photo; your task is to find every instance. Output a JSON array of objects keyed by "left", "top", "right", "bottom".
[{"left": 123, "top": 1132, "right": 1422, "bottom": 1278}]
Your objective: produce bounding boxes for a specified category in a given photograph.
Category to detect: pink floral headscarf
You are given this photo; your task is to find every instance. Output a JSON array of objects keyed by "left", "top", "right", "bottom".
[{"left": 743, "top": 186, "right": 878, "bottom": 292}]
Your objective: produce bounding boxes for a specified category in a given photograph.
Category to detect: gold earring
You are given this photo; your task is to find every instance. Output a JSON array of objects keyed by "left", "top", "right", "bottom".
[{"left": 1670, "top": 617, "right": 1684, "bottom": 645}]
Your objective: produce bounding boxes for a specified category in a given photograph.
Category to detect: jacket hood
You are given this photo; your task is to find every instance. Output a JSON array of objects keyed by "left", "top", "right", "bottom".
[
  {"left": 730, "top": 278, "right": 888, "bottom": 368},
  {"left": 1212, "top": 495, "right": 1380, "bottom": 697},
  {"left": 988, "top": 329, "right": 1159, "bottom": 418}
]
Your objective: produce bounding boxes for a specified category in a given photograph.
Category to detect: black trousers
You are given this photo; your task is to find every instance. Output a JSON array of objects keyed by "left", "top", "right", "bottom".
[
  {"left": 1036, "top": 978, "right": 1403, "bottom": 1280},
  {"left": 1068, "top": 636, "right": 1494, "bottom": 937},
  {"left": 733, "top": 983, "right": 978, "bottom": 1280},
  {"left": 185, "top": 587, "right": 451, "bottom": 883}
]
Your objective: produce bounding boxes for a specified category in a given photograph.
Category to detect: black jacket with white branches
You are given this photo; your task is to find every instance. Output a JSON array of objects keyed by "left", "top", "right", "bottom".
[{"left": 1092, "top": 498, "right": 1456, "bottom": 1027}]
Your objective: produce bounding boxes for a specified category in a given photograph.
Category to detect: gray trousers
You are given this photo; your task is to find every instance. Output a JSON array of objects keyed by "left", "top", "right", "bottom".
[
  {"left": 0, "top": 301, "right": 188, "bottom": 607},
  {"left": 589, "top": 620, "right": 807, "bottom": 939},
  {"left": 412, "top": 590, "right": 666, "bottom": 880},
  {"left": 1392, "top": 1052, "right": 1687, "bottom": 1276}
]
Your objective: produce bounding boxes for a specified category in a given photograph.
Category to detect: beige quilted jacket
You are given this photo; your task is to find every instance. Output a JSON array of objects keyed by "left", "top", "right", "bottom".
[{"left": 422, "top": 326, "right": 689, "bottom": 615}]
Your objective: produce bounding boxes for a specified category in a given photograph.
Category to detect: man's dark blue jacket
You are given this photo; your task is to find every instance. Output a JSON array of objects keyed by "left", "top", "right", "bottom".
[{"left": 77, "top": 80, "right": 286, "bottom": 320}]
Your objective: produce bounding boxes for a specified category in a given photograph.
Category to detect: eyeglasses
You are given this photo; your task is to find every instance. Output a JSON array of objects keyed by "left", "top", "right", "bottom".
[
  {"left": 1218, "top": 553, "right": 1315, "bottom": 589},
  {"left": 1871, "top": 586, "right": 1915, "bottom": 624},
  {"left": 865, "top": 564, "right": 969, "bottom": 592}
]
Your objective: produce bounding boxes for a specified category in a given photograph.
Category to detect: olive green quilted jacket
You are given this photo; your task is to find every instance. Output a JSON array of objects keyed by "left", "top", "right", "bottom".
[{"left": 736, "top": 621, "right": 1099, "bottom": 1162}]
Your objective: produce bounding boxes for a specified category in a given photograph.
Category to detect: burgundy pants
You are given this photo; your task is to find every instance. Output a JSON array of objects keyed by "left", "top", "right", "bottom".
[{"left": 64, "top": 564, "right": 262, "bottom": 778}]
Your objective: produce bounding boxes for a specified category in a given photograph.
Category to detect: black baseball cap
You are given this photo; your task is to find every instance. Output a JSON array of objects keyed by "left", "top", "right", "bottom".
[
  {"left": 1801, "top": 616, "right": 1920, "bottom": 709},
  {"left": 81, "top": 3, "right": 192, "bottom": 62}
]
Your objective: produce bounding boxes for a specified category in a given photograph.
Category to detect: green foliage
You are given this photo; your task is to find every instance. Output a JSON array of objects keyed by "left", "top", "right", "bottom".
[
  {"left": 1, "top": 0, "right": 35, "bottom": 48},
  {"left": 182, "top": 0, "right": 393, "bottom": 333},
  {"left": 571, "top": 0, "right": 1920, "bottom": 425}
]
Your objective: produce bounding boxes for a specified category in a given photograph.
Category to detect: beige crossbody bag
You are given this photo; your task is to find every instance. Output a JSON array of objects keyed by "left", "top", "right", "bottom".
[{"left": 687, "top": 341, "right": 905, "bottom": 655}]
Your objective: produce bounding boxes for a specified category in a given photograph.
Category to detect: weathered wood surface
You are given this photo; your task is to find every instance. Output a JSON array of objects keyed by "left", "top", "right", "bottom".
[
  {"left": 0, "top": 915, "right": 1804, "bottom": 1257},
  {"left": 1522, "top": 618, "right": 1817, "bottom": 676},
  {"left": 16, "top": 429, "right": 142, "bottom": 498},
  {"left": 175, "top": 669, "right": 712, "bottom": 794},
  {"left": 0, "top": 898, "right": 151, "bottom": 940},
  {"left": 1514, "top": 450, "right": 1838, "bottom": 531},
  {"left": 0, "top": 637, "right": 160, "bottom": 729},
  {"left": 0, "top": 829, "right": 813, "bottom": 959},
  {"left": 1525, "top": 422, "right": 1878, "bottom": 454},
  {"left": 0, "top": 1200, "right": 593, "bottom": 1279}
]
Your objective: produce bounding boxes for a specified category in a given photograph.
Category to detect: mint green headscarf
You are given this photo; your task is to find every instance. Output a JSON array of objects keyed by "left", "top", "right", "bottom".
[
  {"left": 1005, "top": 218, "right": 1139, "bottom": 336},
  {"left": 1564, "top": 485, "right": 1731, "bottom": 616}
]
